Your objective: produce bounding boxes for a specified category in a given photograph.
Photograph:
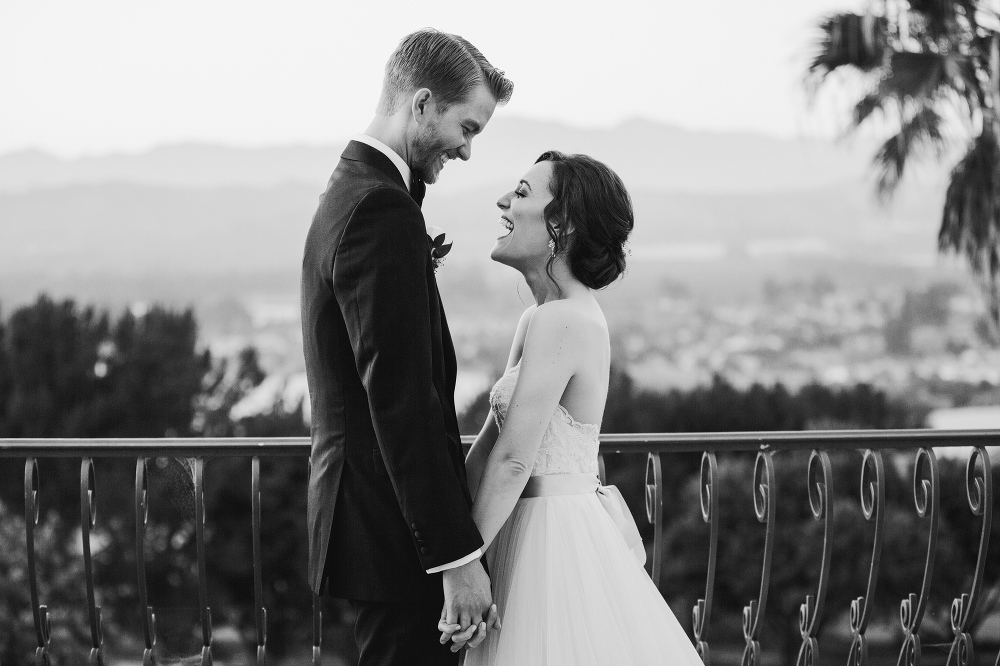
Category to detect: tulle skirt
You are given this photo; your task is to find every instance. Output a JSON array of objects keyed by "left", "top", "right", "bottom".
[{"left": 464, "top": 490, "right": 705, "bottom": 666}]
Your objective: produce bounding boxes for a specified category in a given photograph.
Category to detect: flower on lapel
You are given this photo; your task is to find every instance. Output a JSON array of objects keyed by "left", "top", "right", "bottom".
[{"left": 427, "top": 225, "right": 452, "bottom": 271}]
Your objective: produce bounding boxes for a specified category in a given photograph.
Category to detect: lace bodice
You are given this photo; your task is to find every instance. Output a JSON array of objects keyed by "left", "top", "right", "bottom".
[{"left": 488, "top": 363, "right": 600, "bottom": 477}]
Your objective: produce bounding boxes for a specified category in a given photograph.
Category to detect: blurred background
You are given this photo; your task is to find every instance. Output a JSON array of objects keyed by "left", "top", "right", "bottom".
[{"left": 2, "top": 1, "right": 1000, "bottom": 664}]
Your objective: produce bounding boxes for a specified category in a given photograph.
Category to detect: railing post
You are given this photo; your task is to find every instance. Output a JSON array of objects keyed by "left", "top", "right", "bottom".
[
  {"left": 692, "top": 451, "right": 719, "bottom": 665},
  {"left": 796, "top": 451, "right": 833, "bottom": 666},
  {"left": 252, "top": 456, "right": 268, "bottom": 665},
  {"left": 135, "top": 458, "right": 157, "bottom": 665},
  {"left": 80, "top": 457, "right": 105, "bottom": 665},
  {"left": 741, "top": 450, "right": 776, "bottom": 666},
  {"left": 644, "top": 452, "right": 664, "bottom": 587},
  {"left": 312, "top": 593, "right": 322, "bottom": 666},
  {"left": 848, "top": 450, "right": 885, "bottom": 666},
  {"left": 24, "top": 458, "right": 51, "bottom": 666},
  {"left": 945, "top": 447, "right": 993, "bottom": 666},
  {"left": 897, "top": 448, "right": 939, "bottom": 666},
  {"left": 194, "top": 458, "right": 213, "bottom": 666}
]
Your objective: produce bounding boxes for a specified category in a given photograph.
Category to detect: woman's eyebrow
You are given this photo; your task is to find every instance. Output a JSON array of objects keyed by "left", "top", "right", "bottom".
[{"left": 518, "top": 179, "right": 532, "bottom": 191}]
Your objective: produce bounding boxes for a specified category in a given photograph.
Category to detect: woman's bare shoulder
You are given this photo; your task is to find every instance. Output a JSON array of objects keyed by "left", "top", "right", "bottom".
[{"left": 523, "top": 299, "right": 606, "bottom": 356}]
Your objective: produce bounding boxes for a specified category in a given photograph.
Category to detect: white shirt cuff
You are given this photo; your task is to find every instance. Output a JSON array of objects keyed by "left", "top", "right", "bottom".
[{"left": 426, "top": 548, "right": 483, "bottom": 574}]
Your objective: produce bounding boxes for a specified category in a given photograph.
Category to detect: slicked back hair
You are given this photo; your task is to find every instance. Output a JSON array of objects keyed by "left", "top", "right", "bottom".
[{"left": 377, "top": 29, "right": 513, "bottom": 115}]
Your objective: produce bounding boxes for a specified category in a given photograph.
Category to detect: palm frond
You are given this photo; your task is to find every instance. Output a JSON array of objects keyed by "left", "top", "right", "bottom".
[
  {"left": 807, "top": 12, "right": 889, "bottom": 89},
  {"left": 848, "top": 50, "right": 977, "bottom": 133},
  {"left": 882, "top": 51, "right": 975, "bottom": 101},
  {"left": 908, "top": 0, "right": 980, "bottom": 40},
  {"left": 940, "top": 127, "right": 1000, "bottom": 325},
  {"left": 853, "top": 90, "right": 893, "bottom": 126},
  {"left": 873, "top": 106, "right": 947, "bottom": 197}
]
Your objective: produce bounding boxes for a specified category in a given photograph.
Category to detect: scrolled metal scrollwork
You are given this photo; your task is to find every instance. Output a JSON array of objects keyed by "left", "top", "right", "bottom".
[
  {"left": 24, "top": 458, "right": 51, "bottom": 666},
  {"left": 692, "top": 451, "right": 718, "bottom": 665},
  {"left": 896, "top": 448, "right": 939, "bottom": 666},
  {"left": 135, "top": 458, "right": 157, "bottom": 665},
  {"left": 645, "top": 452, "right": 664, "bottom": 587},
  {"left": 796, "top": 451, "right": 832, "bottom": 666},
  {"left": 194, "top": 458, "right": 213, "bottom": 666},
  {"left": 741, "top": 450, "right": 776, "bottom": 666},
  {"left": 847, "top": 450, "right": 885, "bottom": 666},
  {"left": 80, "top": 457, "right": 105, "bottom": 665},
  {"left": 945, "top": 447, "right": 992, "bottom": 666}
]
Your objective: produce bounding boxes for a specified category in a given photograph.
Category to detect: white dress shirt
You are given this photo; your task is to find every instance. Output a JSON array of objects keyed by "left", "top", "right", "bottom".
[
  {"left": 352, "top": 133, "right": 411, "bottom": 191},
  {"left": 352, "top": 133, "right": 484, "bottom": 574}
]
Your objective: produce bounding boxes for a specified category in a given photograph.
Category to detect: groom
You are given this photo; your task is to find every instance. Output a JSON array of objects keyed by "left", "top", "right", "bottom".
[{"left": 301, "top": 29, "right": 513, "bottom": 664}]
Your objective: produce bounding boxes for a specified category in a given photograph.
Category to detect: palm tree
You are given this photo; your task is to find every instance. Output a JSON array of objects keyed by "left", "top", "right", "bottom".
[{"left": 807, "top": 0, "right": 1000, "bottom": 331}]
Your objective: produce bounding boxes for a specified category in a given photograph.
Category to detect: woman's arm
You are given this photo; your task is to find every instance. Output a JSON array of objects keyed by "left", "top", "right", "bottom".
[
  {"left": 465, "top": 305, "right": 537, "bottom": 500},
  {"left": 504, "top": 305, "right": 536, "bottom": 369},
  {"left": 470, "top": 305, "right": 581, "bottom": 550}
]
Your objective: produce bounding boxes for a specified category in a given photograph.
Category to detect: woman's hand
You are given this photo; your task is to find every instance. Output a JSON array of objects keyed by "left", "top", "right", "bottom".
[{"left": 438, "top": 603, "right": 501, "bottom": 652}]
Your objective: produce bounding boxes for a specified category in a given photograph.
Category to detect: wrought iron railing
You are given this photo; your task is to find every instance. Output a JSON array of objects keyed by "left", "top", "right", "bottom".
[{"left": 1, "top": 429, "right": 998, "bottom": 666}]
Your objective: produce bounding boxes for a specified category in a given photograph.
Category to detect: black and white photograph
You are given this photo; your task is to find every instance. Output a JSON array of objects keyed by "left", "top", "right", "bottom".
[{"left": 2, "top": 2, "right": 1000, "bottom": 665}]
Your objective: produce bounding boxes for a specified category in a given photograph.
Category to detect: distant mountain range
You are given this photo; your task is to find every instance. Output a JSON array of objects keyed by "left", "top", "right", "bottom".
[
  {"left": 0, "top": 117, "right": 883, "bottom": 194},
  {"left": 0, "top": 117, "right": 955, "bottom": 288}
]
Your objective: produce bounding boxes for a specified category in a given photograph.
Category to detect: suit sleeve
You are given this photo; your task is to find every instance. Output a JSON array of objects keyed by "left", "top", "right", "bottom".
[{"left": 332, "top": 186, "right": 484, "bottom": 570}]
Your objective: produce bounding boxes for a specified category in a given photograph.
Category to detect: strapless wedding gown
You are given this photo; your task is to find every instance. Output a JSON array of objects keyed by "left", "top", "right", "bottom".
[{"left": 464, "top": 364, "right": 704, "bottom": 666}]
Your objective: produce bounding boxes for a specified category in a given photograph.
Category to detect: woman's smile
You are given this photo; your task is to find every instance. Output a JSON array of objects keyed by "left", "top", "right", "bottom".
[{"left": 498, "top": 215, "right": 514, "bottom": 239}]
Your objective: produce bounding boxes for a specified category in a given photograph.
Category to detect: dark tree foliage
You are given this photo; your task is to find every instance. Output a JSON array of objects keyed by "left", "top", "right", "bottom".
[
  {"left": 0, "top": 296, "right": 206, "bottom": 440},
  {"left": 0, "top": 499, "right": 93, "bottom": 666},
  {"left": 196, "top": 346, "right": 270, "bottom": 437}
]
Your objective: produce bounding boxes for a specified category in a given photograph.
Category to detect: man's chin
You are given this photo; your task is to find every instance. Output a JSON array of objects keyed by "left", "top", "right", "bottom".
[
  {"left": 415, "top": 161, "right": 445, "bottom": 185},
  {"left": 421, "top": 167, "right": 442, "bottom": 185}
]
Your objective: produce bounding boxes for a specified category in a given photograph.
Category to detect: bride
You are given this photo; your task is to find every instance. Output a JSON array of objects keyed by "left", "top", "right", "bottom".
[{"left": 440, "top": 151, "right": 705, "bottom": 665}]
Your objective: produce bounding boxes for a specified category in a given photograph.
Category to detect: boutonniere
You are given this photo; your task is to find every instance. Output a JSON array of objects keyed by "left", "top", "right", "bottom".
[{"left": 427, "top": 225, "right": 453, "bottom": 272}]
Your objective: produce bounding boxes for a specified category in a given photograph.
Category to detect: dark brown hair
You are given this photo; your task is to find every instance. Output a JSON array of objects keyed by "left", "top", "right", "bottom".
[
  {"left": 377, "top": 29, "right": 513, "bottom": 114},
  {"left": 536, "top": 151, "right": 634, "bottom": 290}
]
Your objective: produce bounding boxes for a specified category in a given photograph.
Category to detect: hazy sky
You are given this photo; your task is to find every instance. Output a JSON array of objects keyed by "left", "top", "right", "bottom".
[{"left": 2, "top": 1, "right": 859, "bottom": 158}]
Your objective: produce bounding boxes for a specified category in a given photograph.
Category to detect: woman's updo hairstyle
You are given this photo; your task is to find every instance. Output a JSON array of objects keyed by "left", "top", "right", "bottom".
[{"left": 536, "top": 150, "right": 634, "bottom": 290}]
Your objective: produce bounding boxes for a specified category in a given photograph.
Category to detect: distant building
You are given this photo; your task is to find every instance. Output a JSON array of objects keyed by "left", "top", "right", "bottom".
[{"left": 927, "top": 405, "right": 1000, "bottom": 463}]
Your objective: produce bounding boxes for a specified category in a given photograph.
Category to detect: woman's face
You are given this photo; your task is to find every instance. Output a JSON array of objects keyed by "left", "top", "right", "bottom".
[{"left": 491, "top": 160, "right": 556, "bottom": 270}]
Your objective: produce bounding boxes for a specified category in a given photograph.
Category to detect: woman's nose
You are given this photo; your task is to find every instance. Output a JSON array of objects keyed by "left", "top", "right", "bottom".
[{"left": 497, "top": 192, "right": 512, "bottom": 210}]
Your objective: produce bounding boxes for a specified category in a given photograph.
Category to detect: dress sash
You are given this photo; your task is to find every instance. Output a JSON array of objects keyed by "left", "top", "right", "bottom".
[{"left": 520, "top": 473, "right": 647, "bottom": 566}]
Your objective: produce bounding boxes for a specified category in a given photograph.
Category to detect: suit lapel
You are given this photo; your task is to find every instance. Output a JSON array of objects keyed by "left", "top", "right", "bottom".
[
  {"left": 341, "top": 140, "right": 426, "bottom": 208},
  {"left": 426, "top": 264, "right": 458, "bottom": 427},
  {"left": 342, "top": 139, "right": 456, "bottom": 432},
  {"left": 340, "top": 140, "right": 408, "bottom": 192}
]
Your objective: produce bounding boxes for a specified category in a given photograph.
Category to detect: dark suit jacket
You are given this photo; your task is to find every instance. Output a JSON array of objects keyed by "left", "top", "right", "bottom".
[{"left": 301, "top": 140, "right": 483, "bottom": 601}]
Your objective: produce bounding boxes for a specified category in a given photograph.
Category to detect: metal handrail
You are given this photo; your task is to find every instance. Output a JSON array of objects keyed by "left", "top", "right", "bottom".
[{"left": 1, "top": 427, "right": 997, "bottom": 457}]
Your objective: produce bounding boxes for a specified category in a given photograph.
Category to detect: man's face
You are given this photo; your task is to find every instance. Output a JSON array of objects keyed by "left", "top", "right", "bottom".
[{"left": 410, "top": 82, "right": 497, "bottom": 184}]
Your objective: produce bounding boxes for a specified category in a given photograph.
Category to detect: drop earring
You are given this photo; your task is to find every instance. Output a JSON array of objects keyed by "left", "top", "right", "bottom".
[{"left": 548, "top": 239, "right": 556, "bottom": 257}]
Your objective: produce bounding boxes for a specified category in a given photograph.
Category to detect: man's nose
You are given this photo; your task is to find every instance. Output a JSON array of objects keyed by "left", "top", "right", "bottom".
[{"left": 458, "top": 140, "right": 471, "bottom": 161}]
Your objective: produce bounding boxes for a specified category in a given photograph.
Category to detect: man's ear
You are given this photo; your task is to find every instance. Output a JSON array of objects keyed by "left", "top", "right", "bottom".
[{"left": 411, "top": 88, "right": 434, "bottom": 124}]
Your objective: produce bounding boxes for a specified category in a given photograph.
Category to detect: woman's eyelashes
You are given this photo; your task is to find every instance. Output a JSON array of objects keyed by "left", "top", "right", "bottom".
[{"left": 514, "top": 187, "right": 526, "bottom": 198}]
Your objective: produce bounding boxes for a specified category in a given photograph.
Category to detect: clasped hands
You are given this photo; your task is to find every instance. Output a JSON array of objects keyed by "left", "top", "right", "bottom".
[{"left": 438, "top": 559, "right": 501, "bottom": 653}]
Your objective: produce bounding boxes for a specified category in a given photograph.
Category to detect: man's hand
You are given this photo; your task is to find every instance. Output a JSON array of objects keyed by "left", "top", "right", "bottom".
[
  {"left": 439, "top": 603, "right": 501, "bottom": 652},
  {"left": 439, "top": 560, "right": 496, "bottom": 652}
]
